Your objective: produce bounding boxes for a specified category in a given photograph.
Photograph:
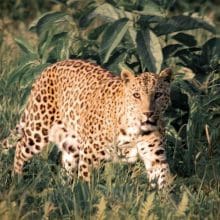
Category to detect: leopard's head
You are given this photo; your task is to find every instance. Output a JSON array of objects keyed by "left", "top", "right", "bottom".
[{"left": 121, "top": 68, "right": 172, "bottom": 133}]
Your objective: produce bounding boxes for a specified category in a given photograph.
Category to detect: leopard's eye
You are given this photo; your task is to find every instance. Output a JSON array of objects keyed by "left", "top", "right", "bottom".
[
  {"left": 155, "top": 92, "right": 163, "bottom": 99},
  {"left": 133, "top": 92, "right": 141, "bottom": 99}
]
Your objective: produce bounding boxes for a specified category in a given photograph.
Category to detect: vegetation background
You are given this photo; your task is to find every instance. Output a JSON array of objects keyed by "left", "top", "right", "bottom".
[{"left": 0, "top": 0, "right": 219, "bottom": 219}]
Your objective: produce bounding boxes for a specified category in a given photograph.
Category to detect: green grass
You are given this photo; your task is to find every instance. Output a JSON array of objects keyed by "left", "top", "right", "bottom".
[
  {"left": 0, "top": 146, "right": 219, "bottom": 219},
  {"left": 0, "top": 4, "right": 220, "bottom": 219}
]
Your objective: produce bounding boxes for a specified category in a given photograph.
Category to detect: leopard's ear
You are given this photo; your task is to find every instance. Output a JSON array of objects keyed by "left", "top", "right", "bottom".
[
  {"left": 159, "top": 68, "right": 172, "bottom": 82},
  {"left": 121, "top": 69, "right": 135, "bottom": 84}
]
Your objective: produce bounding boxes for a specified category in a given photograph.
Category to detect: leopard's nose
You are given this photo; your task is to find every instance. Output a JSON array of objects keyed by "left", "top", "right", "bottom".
[
  {"left": 144, "top": 112, "right": 153, "bottom": 118},
  {"left": 143, "top": 112, "right": 159, "bottom": 125}
]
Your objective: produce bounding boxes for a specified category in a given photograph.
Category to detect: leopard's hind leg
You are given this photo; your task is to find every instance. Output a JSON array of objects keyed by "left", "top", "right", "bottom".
[
  {"left": 13, "top": 69, "right": 60, "bottom": 174},
  {"left": 13, "top": 113, "right": 51, "bottom": 174},
  {"left": 14, "top": 99, "right": 57, "bottom": 173},
  {"left": 49, "top": 122, "right": 80, "bottom": 176}
]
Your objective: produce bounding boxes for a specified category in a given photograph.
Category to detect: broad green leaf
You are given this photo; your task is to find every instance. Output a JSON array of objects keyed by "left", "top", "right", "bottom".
[
  {"left": 14, "top": 37, "right": 35, "bottom": 55},
  {"left": 135, "top": 1, "right": 165, "bottom": 16},
  {"left": 100, "top": 18, "right": 129, "bottom": 64},
  {"left": 7, "top": 63, "right": 50, "bottom": 106},
  {"left": 128, "top": 26, "right": 137, "bottom": 46},
  {"left": 162, "top": 44, "right": 184, "bottom": 60},
  {"left": 173, "top": 47, "right": 201, "bottom": 68},
  {"left": 201, "top": 37, "right": 220, "bottom": 66},
  {"left": 107, "top": 52, "right": 127, "bottom": 74},
  {"left": 19, "top": 63, "right": 51, "bottom": 87},
  {"left": 90, "top": 3, "right": 120, "bottom": 21},
  {"left": 172, "top": 33, "right": 197, "bottom": 47},
  {"left": 88, "top": 24, "right": 108, "bottom": 40},
  {"left": 49, "top": 32, "right": 69, "bottom": 61},
  {"left": 174, "top": 47, "right": 201, "bottom": 57},
  {"left": 38, "top": 30, "right": 50, "bottom": 57},
  {"left": 7, "top": 61, "right": 37, "bottom": 86},
  {"left": 153, "top": 15, "right": 216, "bottom": 36},
  {"left": 51, "top": 32, "right": 68, "bottom": 44},
  {"left": 136, "top": 29, "right": 163, "bottom": 73},
  {"left": 138, "top": 15, "right": 164, "bottom": 25},
  {"left": 90, "top": 3, "right": 133, "bottom": 22},
  {"left": 78, "top": 6, "right": 97, "bottom": 28},
  {"left": 29, "top": 11, "right": 68, "bottom": 35},
  {"left": 20, "top": 86, "right": 32, "bottom": 107},
  {"left": 38, "top": 30, "right": 55, "bottom": 63},
  {"left": 170, "top": 82, "right": 190, "bottom": 111}
]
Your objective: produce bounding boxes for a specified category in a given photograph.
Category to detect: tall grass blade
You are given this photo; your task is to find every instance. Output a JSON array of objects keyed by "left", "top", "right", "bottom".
[
  {"left": 176, "top": 191, "right": 188, "bottom": 217},
  {"left": 94, "top": 196, "right": 107, "bottom": 220},
  {"left": 139, "top": 192, "right": 155, "bottom": 219}
]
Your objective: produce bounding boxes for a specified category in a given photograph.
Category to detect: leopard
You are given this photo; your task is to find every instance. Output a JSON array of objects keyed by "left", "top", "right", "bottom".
[{"left": 8, "top": 59, "right": 172, "bottom": 189}]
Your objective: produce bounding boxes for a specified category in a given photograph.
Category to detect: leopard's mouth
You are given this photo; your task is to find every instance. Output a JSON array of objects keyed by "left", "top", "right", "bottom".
[
  {"left": 140, "top": 119, "right": 157, "bottom": 132},
  {"left": 145, "top": 119, "right": 157, "bottom": 126}
]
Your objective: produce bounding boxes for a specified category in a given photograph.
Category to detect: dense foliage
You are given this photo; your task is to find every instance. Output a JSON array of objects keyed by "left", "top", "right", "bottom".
[{"left": 0, "top": 0, "right": 219, "bottom": 219}]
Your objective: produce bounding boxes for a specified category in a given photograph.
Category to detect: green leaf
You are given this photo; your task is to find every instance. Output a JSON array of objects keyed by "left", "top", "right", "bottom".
[
  {"left": 49, "top": 32, "right": 69, "bottom": 61},
  {"left": 19, "top": 63, "right": 51, "bottom": 87},
  {"left": 153, "top": 15, "right": 216, "bottom": 36},
  {"left": 51, "top": 32, "right": 68, "bottom": 44},
  {"left": 170, "top": 82, "right": 189, "bottom": 111},
  {"left": 138, "top": 15, "right": 164, "bottom": 25},
  {"left": 106, "top": 52, "right": 127, "bottom": 74},
  {"left": 38, "top": 30, "right": 55, "bottom": 63},
  {"left": 90, "top": 3, "right": 133, "bottom": 22},
  {"left": 136, "top": 1, "right": 165, "bottom": 17},
  {"left": 88, "top": 24, "right": 108, "bottom": 40},
  {"left": 128, "top": 26, "right": 137, "bottom": 46},
  {"left": 90, "top": 3, "right": 120, "bottom": 21},
  {"left": 100, "top": 18, "right": 129, "bottom": 64},
  {"left": 163, "top": 44, "right": 184, "bottom": 60},
  {"left": 201, "top": 37, "right": 220, "bottom": 67},
  {"left": 29, "top": 11, "right": 68, "bottom": 35},
  {"left": 7, "top": 61, "right": 37, "bottom": 86},
  {"left": 20, "top": 86, "right": 32, "bottom": 107},
  {"left": 136, "top": 29, "right": 163, "bottom": 73},
  {"left": 172, "top": 33, "right": 197, "bottom": 47},
  {"left": 14, "top": 37, "right": 35, "bottom": 55},
  {"left": 38, "top": 30, "right": 50, "bottom": 57}
]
